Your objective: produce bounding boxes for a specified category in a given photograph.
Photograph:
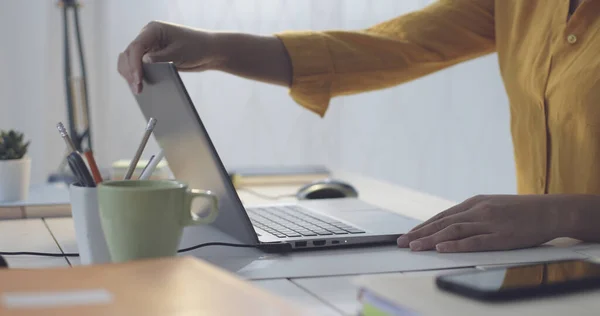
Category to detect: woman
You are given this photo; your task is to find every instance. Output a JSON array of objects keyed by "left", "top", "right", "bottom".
[{"left": 118, "top": 0, "right": 600, "bottom": 253}]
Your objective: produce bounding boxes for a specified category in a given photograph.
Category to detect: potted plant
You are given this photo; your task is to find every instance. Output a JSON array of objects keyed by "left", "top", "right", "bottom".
[{"left": 0, "top": 130, "right": 31, "bottom": 202}]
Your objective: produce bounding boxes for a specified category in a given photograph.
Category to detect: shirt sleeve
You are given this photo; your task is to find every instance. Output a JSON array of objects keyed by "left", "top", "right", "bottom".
[{"left": 274, "top": 0, "right": 496, "bottom": 117}]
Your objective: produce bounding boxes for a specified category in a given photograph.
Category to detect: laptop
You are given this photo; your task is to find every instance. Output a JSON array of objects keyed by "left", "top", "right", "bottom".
[{"left": 133, "top": 62, "right": 422, "bottom": 252}]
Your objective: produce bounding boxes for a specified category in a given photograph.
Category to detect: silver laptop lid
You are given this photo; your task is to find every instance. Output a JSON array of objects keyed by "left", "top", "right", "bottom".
[{"left": 133, "top": 62, "right": 259, "bottom": 246}]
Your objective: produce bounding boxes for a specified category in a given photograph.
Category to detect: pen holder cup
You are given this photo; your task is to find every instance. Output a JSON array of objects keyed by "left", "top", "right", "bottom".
[{"left": 69, "top": 183, "right": 111, "bottom": 265}]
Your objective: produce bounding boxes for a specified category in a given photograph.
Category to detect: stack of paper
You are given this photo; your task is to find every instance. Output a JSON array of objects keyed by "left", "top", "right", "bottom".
[
  {"left": 229, "top": 165, "right": 330, "bottom": 187},
  {"left": 110, "top": 159, "right": 170, "bottom": 180}
]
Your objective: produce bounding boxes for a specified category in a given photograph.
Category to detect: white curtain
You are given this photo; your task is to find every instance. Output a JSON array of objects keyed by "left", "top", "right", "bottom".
[{"left": 0, "top": 0, "right": 515, "bottom": 202}]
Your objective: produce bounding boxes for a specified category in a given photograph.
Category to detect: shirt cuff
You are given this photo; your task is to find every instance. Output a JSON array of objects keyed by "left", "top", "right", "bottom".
[{"left": 274, "top": 31, "right": 334, "bottom": 117}]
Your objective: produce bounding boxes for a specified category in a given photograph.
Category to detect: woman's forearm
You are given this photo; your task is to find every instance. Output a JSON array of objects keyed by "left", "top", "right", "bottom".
[
  {"left": 213, "top": 32, "right": 292, "bottom": 87},
  {"left": 560, "top": 195, "right": 600, "bottom": 242}
]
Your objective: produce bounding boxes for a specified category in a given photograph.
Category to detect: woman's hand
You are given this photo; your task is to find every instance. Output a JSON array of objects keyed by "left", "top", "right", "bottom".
[
  {"left": 396, "top": 194, "right": 581, "bottom": 253},
  {"left": 117, "top": 21, "right": 222, "bottom": 94}
]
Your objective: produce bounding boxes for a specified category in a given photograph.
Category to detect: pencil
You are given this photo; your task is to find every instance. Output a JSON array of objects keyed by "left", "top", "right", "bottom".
[
  {"left": 84, "top": 150, "right": 103, "bottom": 184},
  {"left": 139, "top": 149, "right": 164, "bottom": 180},
  {"left": 138, "top": 154, "right": 155, "bottom": 180},
  {"left": 56, "top": 122, "right": 77, "bottom": 152},
  {"left": 67, "top": 152, "right": 96, "bottom": 187},
  {"left": 124, "top": 117, "right": 157, "bottom": 180}
]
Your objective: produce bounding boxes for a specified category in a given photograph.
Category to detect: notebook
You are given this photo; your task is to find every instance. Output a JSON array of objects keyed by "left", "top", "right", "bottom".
[
  {"left": 228, "top": 165, "right": 330, "bottom": 187},
  {"left": 0, "top": 256, "right": 308, "bottom": 315}
]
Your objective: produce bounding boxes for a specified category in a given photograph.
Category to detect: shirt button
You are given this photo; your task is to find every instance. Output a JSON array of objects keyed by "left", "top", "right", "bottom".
[{"left": 567, "top": 34, "right": 577, "bottom": 44}]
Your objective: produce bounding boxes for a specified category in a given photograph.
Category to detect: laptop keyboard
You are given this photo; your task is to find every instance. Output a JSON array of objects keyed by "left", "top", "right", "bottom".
[{"left": 247, "top": 205, "right": 366, "bottom": 239}]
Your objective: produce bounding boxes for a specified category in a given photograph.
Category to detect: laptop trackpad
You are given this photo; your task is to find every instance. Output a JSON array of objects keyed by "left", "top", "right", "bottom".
[
  {"left": 299, "top": 198, "right": 377, "bottom": 211},
  {"left": 332, "top": 209, "right": 422, "bottom": 234}
]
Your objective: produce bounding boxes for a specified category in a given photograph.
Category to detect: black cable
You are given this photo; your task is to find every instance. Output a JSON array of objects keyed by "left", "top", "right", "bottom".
[
  {"left": 0, "top": 242, "right": 256, "bottom": 258},
  {"left": 177, "top": 242, "right": 256, "bottom": 253},
  {"left": 0, "top": 251, "right": 77, "bottom": 257}
]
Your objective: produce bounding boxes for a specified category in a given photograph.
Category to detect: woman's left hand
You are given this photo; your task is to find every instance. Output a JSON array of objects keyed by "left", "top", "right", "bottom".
[{"left": 396, "top": 194, "right": 574, "bottom": 253}]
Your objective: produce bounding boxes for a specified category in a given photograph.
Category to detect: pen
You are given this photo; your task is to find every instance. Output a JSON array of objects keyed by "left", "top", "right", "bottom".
[
  {"left": 139, "top": 149, "right": 164, "bottom": 180},
  {"left": 124, "top": 117, "right": 157, "bottom": 180},
  {"left": 67, "top": 152, "right": 95, "bottom": 187},
  {"left": 138, "top": 154, "right": 155, "bottom": 180},
  {"left": 56, "top": 122, "right": 77, "bottom": 152},
  {"left": 83, "top": 150, "right": 103, "bottom": 184}
]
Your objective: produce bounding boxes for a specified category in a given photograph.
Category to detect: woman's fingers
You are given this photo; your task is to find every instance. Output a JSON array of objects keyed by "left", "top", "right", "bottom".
[
  {"left": 407, "top": 223, "right": 489, "bottom": 251},
  {"left": 119, "top": 22, "right": 162, "bottom": 94},
  {"left": 117, "top": 52, "right": 133, "bottom": 86},
  {"left": 409, "top": 195, "right": 487, "bottom": 233},
  {"left": 435, "top": 234, "right": 500, "bottom": 253},
  {"left": 398, "top": 194, "right": 563, "bottom": 253},
  {"left": 397, "top": 212, "right": 474, "bottom": 247},
  {"left": 142, "top": 44, "right": 179, "bottom": 64}
]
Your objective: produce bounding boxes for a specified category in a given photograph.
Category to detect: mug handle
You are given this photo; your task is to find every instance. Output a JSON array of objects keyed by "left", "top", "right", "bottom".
[{"left": 184, "top": 189, "right": 219, "bottom": 225}]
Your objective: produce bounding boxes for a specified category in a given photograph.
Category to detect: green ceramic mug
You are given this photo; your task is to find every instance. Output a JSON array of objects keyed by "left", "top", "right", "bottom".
[{"left": 97, "top": 180, "right": 219, "bottom": 263}]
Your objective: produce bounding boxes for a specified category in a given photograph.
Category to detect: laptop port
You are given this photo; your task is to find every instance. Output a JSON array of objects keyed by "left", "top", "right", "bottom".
[
  {"left": 331, "top": 240, "right": 339, "bottom": 245},
  {"left": 312, "top": 240, "right": 326, "bottom": 246},
  {"left": 295, "top": 241, "right": 307, "bottom": 248}
]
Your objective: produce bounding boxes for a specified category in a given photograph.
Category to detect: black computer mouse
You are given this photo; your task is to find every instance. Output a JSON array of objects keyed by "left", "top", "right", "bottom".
[
  {"left": 296, "top": 179, "right": 359, "bottom": 200},
  {"left": 0, "top": 255, "right": 7, "bottom": 268}
]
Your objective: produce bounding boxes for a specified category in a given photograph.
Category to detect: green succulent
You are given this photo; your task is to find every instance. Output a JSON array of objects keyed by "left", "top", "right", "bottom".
[{"left": 0, "top": 130, "right": 30, "bottom": 160}]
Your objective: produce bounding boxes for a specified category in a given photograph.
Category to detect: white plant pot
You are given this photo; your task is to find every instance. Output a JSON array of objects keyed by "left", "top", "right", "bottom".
[{"left": 0, "top": 157, "right": 31, "bottom": 202}]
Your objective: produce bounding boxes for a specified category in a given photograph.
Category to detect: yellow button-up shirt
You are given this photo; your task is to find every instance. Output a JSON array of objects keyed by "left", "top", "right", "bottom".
[{"left": 275, "top": 0, "right": 600, "bottom": 195}]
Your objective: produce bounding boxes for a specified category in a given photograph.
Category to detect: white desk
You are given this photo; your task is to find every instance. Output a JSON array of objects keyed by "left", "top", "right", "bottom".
[
  {"left": 0, "top": 183, "right": 71, "bottom": 219},
  {"left": 1, "top": 169, "right": 599, "bottom": 316},
  {"left": 0, "top": 219, "right": 69, "bottom": 268}
]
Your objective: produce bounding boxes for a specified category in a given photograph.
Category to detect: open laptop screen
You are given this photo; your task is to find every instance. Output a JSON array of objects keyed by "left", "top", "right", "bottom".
[{"left": 133, "top": 62, "right": 259, "bottom": 245}]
